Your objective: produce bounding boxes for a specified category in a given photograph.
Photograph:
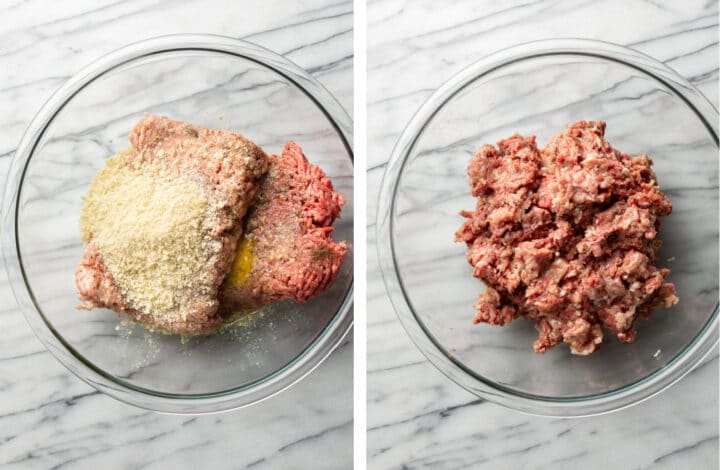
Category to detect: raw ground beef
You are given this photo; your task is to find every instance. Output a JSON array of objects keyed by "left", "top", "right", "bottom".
[
  {"left": 455, "top": 121, "right": 678, "bottom": 355},
  {"left": 220, "top": 141, "right": 346, "bottom": 309},
  {"left": 76, "top": 115, "right": 268, "bottom": 335}
]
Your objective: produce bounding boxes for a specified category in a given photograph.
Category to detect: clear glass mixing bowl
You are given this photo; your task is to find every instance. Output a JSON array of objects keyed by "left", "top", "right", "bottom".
[
  {"left": 3, "top": 34, "right": 353, "bottom": 414},
  {"left": 377, "top": 39, "right": 717, "bottom": 417}
]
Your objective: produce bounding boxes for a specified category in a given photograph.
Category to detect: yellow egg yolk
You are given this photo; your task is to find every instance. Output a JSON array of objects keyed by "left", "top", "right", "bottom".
[{"left": 225, "top": 236, "right": 254, "bottom": 287}]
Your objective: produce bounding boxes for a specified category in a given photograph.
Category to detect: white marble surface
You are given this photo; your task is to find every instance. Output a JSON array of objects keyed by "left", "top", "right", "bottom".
[
  {"left": 0, "top": 1, "right": 352, "bottom": 468},
  {"left": 367, "top": 0, "right": 719, "bottom": 469}
]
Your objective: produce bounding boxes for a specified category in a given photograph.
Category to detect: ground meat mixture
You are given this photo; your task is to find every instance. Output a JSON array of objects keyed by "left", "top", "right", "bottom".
[
  {"left": 221, "top": 141, "right": 346, "bottom": 309},
  {"left": 455, "top": 121, "right": 678, "bottom": 355},
  {"left": 76, "top": 115, "right": 268, "bottom": 335}
]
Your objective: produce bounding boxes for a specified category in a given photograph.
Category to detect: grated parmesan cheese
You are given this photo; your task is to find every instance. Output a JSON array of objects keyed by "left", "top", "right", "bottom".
[{"left": 80, "top": 150, "right": 212, "bottom": 321}]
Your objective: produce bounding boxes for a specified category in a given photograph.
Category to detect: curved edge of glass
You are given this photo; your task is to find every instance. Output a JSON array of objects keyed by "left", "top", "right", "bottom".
[
  {"left": 2, "top": 34, "right": 354, "bottom": 414},
  {"left": 377, "top": 38, "right": 719, "bottom": 417}
]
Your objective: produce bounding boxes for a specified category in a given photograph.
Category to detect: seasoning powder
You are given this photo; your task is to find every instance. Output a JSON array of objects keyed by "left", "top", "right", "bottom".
[{"left": 80, "top": 150, "right": 211, "bottom": 321}]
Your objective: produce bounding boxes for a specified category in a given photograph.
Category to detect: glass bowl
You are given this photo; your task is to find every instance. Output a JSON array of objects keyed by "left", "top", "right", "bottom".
[
  {"left": 377, "top": 39, "right": 718, "bottom": 417},
  {"left": 3, "top": 34, "right": 353, "bottom": 414}
]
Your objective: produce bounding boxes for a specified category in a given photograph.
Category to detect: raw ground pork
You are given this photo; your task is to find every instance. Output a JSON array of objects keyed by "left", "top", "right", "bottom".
[{"left": 76, "top": 115, "right": 268, "bottom": 335}]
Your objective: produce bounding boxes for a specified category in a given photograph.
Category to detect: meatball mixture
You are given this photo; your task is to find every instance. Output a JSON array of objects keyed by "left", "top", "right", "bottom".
[{"left": 455, "top": 121, "right": 678, "bottom": 355}]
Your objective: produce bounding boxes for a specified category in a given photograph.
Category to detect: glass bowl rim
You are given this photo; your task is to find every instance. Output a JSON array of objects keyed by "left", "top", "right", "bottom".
[
  {"left": 377, "top": 38, "right": 718, "bottom": 417},
  {"left": 2, "top": 34, "right": 354, "bottom": 414}
]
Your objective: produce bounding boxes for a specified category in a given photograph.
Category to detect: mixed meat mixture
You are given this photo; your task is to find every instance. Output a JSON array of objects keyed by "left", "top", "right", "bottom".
[
  {"left": 455, "top": 121, "right": 677, "bottom": 355},
  {"left": 221, "top": 141, "right": 347, "bottom": 309},
  {"left": 76, "top": 115, "right": 346, "bottom": 335}
]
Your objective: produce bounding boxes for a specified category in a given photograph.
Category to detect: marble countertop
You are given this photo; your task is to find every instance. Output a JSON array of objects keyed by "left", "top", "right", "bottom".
[
  {"left": 0, "top": 1, "right": 352, "bottom": 468},
  {"left": 367, "top": 0, "right": 718, "bottom": 468}
]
